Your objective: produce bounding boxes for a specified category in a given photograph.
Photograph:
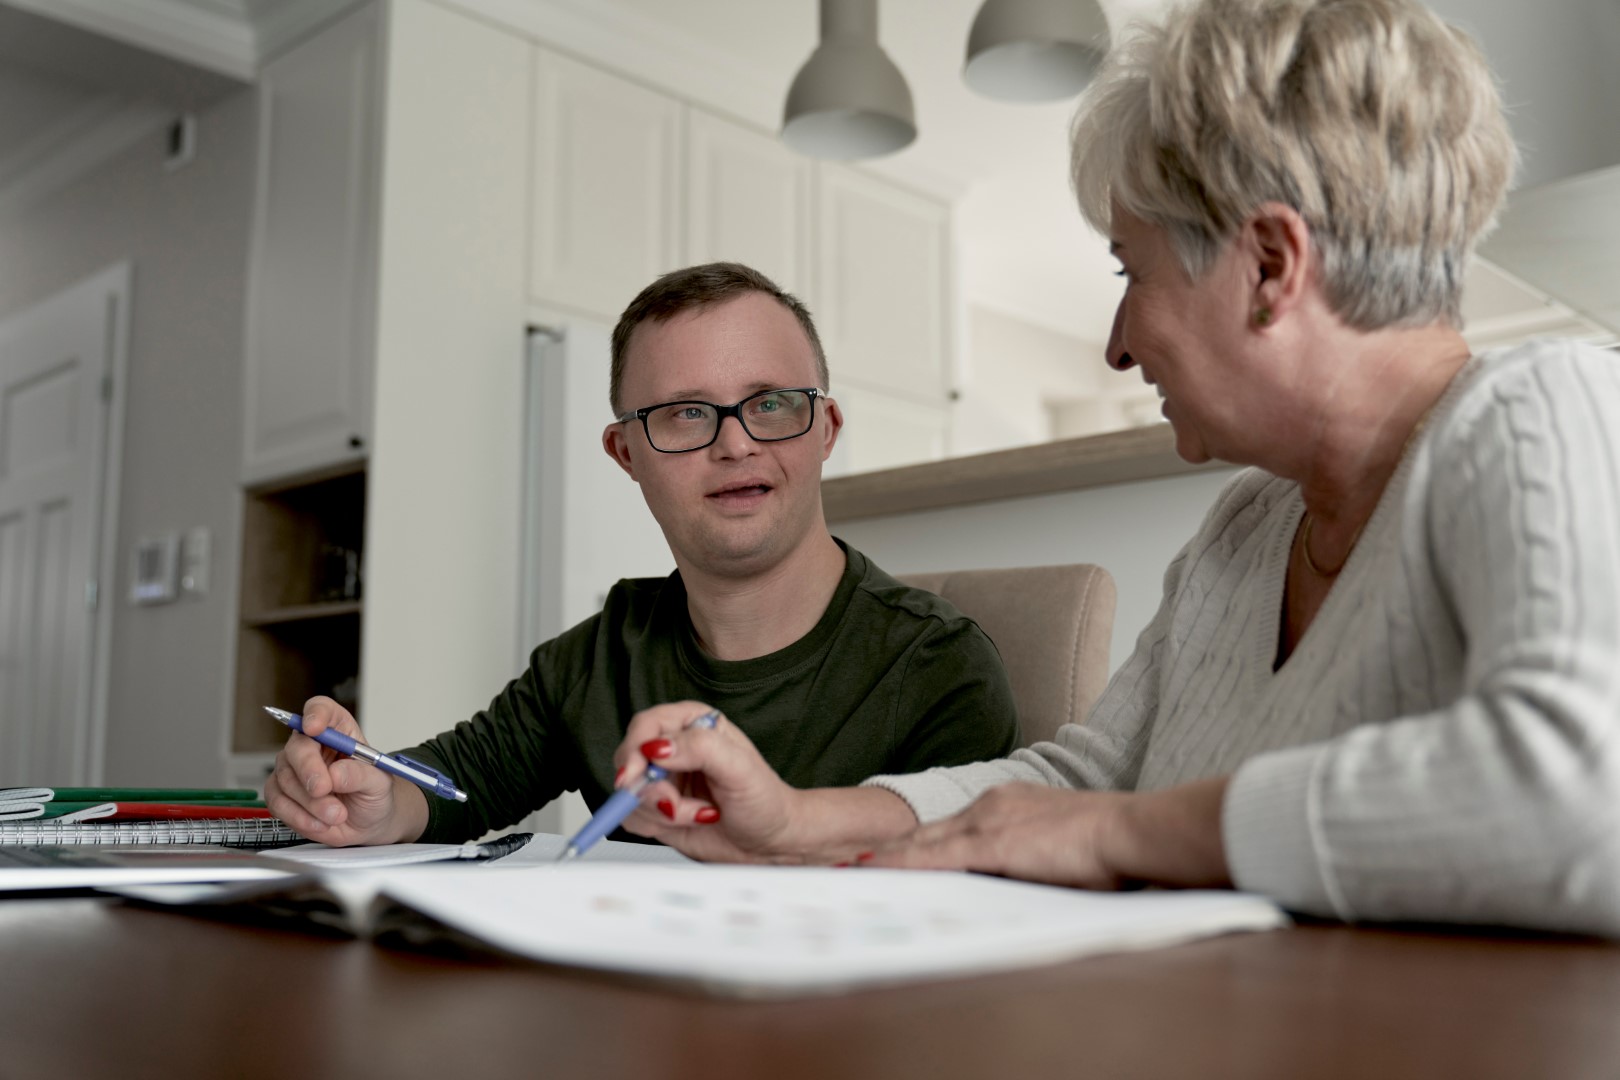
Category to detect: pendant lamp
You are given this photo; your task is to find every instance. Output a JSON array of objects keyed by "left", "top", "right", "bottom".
[
  {"left": 782, "top": 0, "right": 916, "bottom": 160},
  {"left": 964, "top": 0, "right": 1110, "bottom": 102}
]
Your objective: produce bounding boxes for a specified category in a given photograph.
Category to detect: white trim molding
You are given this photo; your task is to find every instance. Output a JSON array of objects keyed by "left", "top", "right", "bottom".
[{"left": 2, "top": 0, "right": 359, "bottom": 79}]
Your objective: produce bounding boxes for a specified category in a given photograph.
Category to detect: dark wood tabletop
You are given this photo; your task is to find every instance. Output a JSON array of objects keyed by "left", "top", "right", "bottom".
[{"left": 2, "top": 896, "right": 1617, "bottom": 1080}]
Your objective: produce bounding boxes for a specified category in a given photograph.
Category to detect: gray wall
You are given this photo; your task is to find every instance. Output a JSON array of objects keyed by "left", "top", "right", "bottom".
[
  {"left": 0, "top": 89, "right": 257, "bottom": 784},
  {"left": 834, "top": 467, "right": 1240, "bottom": 676},
  {"left": 1430, "top": 0, "right": 1620, "bottom": 188}
]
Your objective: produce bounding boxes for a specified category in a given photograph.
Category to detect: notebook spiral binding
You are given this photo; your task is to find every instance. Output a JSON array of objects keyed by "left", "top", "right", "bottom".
[{"left": 0, "top": 817, "right": 302, "bottom": 848}]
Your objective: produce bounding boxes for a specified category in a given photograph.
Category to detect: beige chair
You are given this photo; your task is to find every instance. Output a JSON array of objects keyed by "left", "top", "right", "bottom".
[{"left": 897, "top": 564, "right": 1116, "bottom": 747}]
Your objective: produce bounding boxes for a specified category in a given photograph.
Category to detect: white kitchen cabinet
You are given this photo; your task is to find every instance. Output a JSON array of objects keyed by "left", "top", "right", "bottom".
[
  {"left": 523, "top": 47, "right": 953, "bottom": 477},
  {"left": 815, "top": 164, "right": 952, "bottom": 407},
  {"left": 824, "top": 380, "right": 952, "bottom": 477},
  {"left": 529, "top": 47, "right": 684, "bottom": 320},
  {"left": 241, "top": 1, "right": 381, "bottom": 484},
  {"left": 685, "top": 109, "right": 813, "bottom": 302},
  {"left": 230, "top": 0, "right": 532, "bottom": 759}
]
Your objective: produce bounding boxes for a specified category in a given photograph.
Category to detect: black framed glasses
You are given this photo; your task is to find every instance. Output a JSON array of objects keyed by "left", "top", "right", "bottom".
[{"left": 617, "top": 387, "right": 824, "bottom": 454}]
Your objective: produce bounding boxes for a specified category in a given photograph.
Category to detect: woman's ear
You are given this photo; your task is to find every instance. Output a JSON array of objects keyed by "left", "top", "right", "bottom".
[{"left": 1244, "top": 202, "right": 1312, "bottom": 325}]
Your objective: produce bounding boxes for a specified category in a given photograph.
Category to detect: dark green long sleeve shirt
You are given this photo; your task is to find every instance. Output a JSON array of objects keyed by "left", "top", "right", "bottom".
[{"left": 402, "top": 542, "right": 1018, "bottom": 842}]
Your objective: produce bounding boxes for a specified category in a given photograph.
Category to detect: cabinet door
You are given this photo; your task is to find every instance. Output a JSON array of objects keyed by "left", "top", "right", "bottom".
[
  {"left": 530, "top": 48, "right": 683, "bottom": 320},
  {"left": 824, "top": 382, "right": 950, "bottom": 478},
  {"left": 816, "top": 165, "right": 952, "bottom": 405},
  {"left": 242, "top": 2, "right": 380, "bottom": 484},
  {"left": 685, "top": 109, "right": 812, "bottom": 302}
]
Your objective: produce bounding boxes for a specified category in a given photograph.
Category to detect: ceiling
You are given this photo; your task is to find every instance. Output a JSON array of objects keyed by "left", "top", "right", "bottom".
[
  {"left": 0, "top": 0, "right": 261, "bottom": 213},
  {"left": 561, "top": 0, "right": 1612, "bottom": 349},
  {"left": 0, "top": 0, "right": 1611, "bottom": 352}
]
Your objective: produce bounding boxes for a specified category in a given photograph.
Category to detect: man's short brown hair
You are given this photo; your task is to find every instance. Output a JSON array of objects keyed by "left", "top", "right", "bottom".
[{"left": 609, "top": 262, "right": 830, "bottom": 414}]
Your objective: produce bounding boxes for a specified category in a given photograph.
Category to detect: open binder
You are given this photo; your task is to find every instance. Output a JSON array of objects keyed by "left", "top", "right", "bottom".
[{"left": 113, "top": 847, "right": 1289, "bottom": 997}]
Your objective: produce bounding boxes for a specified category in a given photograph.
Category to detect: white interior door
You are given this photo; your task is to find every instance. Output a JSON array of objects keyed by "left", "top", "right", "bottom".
[{"left": 0, "top": 267, "right": 125, "bottom": 785}]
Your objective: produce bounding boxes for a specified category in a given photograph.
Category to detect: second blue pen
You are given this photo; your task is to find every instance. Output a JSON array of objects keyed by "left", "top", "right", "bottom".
[{"left": 558, "top": 709, "right": 721, "bottom": 861}]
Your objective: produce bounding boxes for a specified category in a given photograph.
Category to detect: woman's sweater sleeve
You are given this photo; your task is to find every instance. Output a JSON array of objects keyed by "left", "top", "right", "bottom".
[
  {"left": 1225, "top": 344, "right": 1620, "bottom": 936},
  {"left": 865, "top": 539, "right": 1203, "bottom": 823}
]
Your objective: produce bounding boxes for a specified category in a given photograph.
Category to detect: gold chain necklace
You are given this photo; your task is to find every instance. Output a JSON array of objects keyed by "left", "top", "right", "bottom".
[
  {"left": 1298, "top": 390, "right": 1450, "bottom": 579},
  {"left": 1299, "top": 514, "right": 1361, "bottom": 577}
]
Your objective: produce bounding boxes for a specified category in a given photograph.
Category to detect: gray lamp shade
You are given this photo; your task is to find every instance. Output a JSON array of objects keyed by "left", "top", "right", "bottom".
[
  {"left": 964, "top": 0, "right": 1110, "bottom": 102},
  {"left": 782, "top": 0, "right": 916, "bottom": 160}
]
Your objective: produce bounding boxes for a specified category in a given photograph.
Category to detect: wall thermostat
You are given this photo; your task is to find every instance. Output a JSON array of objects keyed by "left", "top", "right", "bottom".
[{"left": 130, "top": 534, "right": 180, "bottom": 605}]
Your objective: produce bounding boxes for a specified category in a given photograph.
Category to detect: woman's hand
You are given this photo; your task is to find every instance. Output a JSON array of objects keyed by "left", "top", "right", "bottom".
[
  {"left": 613, "top": 701, "right": 803, "bottom": 862},
  {"left": 860, "top": 783, "right": 1132, "bottom": 887},
  {"left": 612, "top": 701, "right": 919, "bottom": 864},
  {"left": 863, "top": 777, "right": 1233, "bottom": 890}
]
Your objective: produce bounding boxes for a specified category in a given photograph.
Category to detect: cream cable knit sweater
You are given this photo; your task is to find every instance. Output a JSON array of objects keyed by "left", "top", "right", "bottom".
[{"left": 870, "top": 338, "right": 1620, "bottom": 936}]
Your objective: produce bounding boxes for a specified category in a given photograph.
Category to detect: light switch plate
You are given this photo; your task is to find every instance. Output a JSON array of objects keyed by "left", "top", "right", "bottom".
[
  {"left": 180, "top": 526, "right": 211, "bottom": 597},
  {"left": 130, "top": 534, "right": 180, "bottom": 605}
]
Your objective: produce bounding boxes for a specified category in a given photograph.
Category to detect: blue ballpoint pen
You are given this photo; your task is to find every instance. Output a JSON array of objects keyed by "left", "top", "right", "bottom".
[
  {"left": 558, "top": 710, "right": 720, "bottom": 861},
  {"left": 264, "top": 706, "right": 469, "bottom": 803}
]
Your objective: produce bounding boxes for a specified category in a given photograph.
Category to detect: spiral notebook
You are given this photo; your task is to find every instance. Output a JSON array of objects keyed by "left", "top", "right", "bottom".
[{"left": 0, "top": 817, "right": 302, "bottom": 848}]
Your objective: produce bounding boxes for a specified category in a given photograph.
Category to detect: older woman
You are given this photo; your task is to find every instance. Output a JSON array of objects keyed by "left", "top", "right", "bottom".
[{"left": 612, "top": 0, "right": 1620, "bottom": 936}]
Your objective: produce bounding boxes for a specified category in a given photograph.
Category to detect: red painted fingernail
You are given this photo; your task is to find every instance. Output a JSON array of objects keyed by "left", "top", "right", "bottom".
[
  {"left": 613, "top": 766, "right": 625, "bottom": 785},
  {"left": 832, "top": 861, "right": 851, "bottom": 868},
  {"left": 642, "top": 739, "right": 674, "bottom": 760},
  {"left": 855, "top": 851, "right": 874, "bottom": 863},
  {"left": 695, "top": 807, "right": 720, "bottom": 824},
  {"left": 658, "top": 799, "right": 676, "bottom": 820}
]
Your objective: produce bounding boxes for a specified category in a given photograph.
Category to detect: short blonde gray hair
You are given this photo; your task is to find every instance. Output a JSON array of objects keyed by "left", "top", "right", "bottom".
[{"left": 1072, "top": 0, "right": 1518, "bottom": 329}]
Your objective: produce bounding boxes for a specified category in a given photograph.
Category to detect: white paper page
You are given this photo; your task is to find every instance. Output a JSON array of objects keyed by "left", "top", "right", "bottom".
[
  {"left": 0, "top": 787, "right": 54, "bottom": 820},
  {"left": 261, "top": 842, "right": 483, "bottom": 869},
  {"left": 255, "top": 833, "right": 692, "bottom": 870},
  {"left": 368, "top": 865, "right": 1288, "bottom": 995},
  {"left": 492, "top": 833, "right": 693, "bottom": 867},
  {"left": 0, "top": 847, "right": 295, "bottom": 890}
]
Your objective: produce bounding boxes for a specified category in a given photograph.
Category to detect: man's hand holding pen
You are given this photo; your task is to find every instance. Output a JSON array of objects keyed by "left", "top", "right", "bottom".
[{"left": 263, "top": 695, "right": 430, "bottom": 846}]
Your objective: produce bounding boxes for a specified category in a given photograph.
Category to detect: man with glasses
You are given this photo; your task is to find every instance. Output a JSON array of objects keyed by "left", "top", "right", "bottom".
[{"left": 265, "top": 262, "right": 1018, "bottom": 847}]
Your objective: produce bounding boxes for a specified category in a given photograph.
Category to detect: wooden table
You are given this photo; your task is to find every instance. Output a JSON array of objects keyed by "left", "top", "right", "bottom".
[{"left": 2, "top": 897, "right": 1617, "bottom": 1080}]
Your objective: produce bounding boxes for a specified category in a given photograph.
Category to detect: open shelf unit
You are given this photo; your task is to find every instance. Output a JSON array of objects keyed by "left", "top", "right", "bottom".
[{"left": 233, "top": 463, "right": 366, "bottom": 754}]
